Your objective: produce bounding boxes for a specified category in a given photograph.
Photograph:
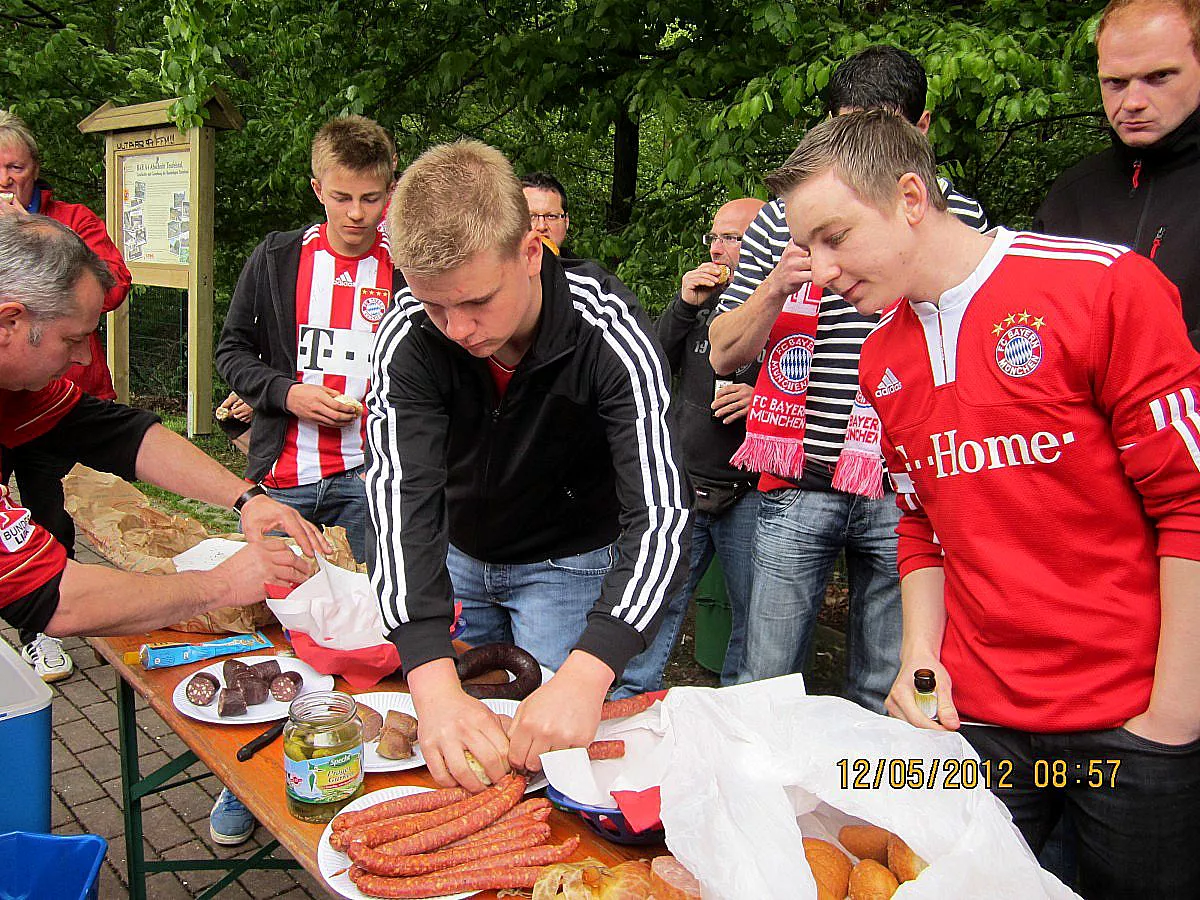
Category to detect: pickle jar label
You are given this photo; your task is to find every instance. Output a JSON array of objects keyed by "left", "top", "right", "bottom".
[{"left": 284, "top": 746, "right": 364, "bottom": 804}]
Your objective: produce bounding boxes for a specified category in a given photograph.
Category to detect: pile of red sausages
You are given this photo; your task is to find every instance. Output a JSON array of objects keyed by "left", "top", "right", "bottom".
[{"left": 331, "top": 775, "right": 578, "bottom": 898}]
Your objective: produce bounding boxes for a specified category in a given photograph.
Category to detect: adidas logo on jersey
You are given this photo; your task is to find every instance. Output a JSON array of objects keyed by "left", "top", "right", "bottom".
[
  {"left": 333, "top": 271, "right": 356, "bottom": 287},
  {"left": 875, "top": 368, "right": 902, "bottom": 397}
]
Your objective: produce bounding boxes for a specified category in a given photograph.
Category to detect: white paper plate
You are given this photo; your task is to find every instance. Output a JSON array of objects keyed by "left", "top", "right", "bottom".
[
  {"left": 171, "top": 655, "right": 334, "bottom": 725},
  {"left": 317, "top": 785, "right": 476, "bottom": 900},
  {"left": 351, "top": 691, "right": 426, "bottom": 774}
]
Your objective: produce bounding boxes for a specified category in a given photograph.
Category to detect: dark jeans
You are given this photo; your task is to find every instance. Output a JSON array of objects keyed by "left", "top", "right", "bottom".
[
  {"left": 640, "top": 489, "right": 759, "bottom": 687},
  {"left": 961, "top": 723, "right": 1200, "bottom": 899},
  {"left": 7, "top": 445, "right": 76, "bottom": 644}
]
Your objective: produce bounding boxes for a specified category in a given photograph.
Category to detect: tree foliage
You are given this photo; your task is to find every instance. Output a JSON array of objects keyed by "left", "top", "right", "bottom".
[{"left": 1, "top": 0, "right": 1111, "bottom": 314}]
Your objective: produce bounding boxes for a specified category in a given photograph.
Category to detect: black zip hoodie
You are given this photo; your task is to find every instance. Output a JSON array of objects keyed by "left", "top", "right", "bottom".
[
  {"left": 1035, "top": 103, "right": 1200, "bottom": 347},
  {"left": 366, "top": 250, "right": 691, "bottom": 678}
]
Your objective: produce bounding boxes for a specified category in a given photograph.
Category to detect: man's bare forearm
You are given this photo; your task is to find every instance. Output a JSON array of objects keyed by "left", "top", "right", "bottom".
[
  {"left": 47, "top": 562, "right": 222, "bottom": 637},
  {"left": 134, "top": 423, "right": 247, "bottom": 509},
  {"left": 1143, "top": 557, "right": 1200, "bottom": 740},
  {"left": 708, "top": 286, "right": 785, "bottom": 374}
]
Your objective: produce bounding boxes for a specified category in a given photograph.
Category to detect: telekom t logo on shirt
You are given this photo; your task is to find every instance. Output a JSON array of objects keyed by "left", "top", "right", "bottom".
[{"left": 896, "top": 429, "right": 1076, "bottom": 479}]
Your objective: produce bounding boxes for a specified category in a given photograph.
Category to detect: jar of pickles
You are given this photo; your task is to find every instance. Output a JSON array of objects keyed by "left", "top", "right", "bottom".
[{"left": 283, "top": 690, "right": 365, "bottom": 822}]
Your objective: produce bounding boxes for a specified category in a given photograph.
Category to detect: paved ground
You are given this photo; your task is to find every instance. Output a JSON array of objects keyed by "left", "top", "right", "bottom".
[
  {"left": 0, "top": 538, "right": 328, "bottom": 899},
  {"left": 5, "top": 536, "right": 847, "bottom": 897}
]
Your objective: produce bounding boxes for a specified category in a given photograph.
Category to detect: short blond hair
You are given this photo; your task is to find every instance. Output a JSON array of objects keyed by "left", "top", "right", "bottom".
[
  {"left": 765, "top": 109, "right": 947, "bottom": 214},
  {"left": 310, "top": 115, "right": 396, "bottom": 183},
  {"left": 1098, "top": 0, "right": 1200, "bottom": 57},
  {"left": 0, "top": 110, "right": 39, "bottom": 164},
  {"left": 388, "top": 140, "right": 530, "bottom": 277}
]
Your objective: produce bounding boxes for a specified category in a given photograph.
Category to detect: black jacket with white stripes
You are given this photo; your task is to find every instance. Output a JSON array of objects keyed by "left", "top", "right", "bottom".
[{"left": 366, "top": 250, "right": 691, "bottom": 679}]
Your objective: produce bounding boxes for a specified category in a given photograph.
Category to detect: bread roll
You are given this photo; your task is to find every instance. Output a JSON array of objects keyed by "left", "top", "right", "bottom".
[
  {"left": 463, "top": 750, "right": 512, "bottom": 786},
  {"left": 333, "top": 394, "right": 364, "bottom": 414},
  {"left": 849, "top": 859, "right": 899, "bottom": 899},
  {"left": 839, "top": 823, "right": 890, "bottom": 864},
  {"left": 887, "top": 833, "right": 928, "bottom": 883},
  {"left": 716, "top": 263, "right": 731, "bottom": 284},
  {"left": 803, "top": 837, "right": 853, "bottom": 900},
  {"left": 649, "top": 855, "right": 701, "bottom": 899}
]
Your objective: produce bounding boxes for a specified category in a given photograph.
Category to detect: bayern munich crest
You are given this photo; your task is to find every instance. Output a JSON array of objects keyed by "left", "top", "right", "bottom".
[
  {"left": 992, "top": 310, "right": 1045, "bottom": 378},
  {"left": 359, "top": 286, "right": 390, "bottom": 323},
  {"left": 767, "top": 333, "right": 815, "bottom": 395}
]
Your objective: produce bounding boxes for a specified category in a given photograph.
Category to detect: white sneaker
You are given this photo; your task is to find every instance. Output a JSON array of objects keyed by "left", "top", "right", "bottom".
[{"left": 21, "top": 633, "right": 74, "bottom": 683}]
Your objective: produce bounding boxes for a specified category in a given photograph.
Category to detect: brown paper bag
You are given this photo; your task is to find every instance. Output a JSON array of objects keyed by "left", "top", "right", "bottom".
[{"left": 62, "top": 466, "right": 366, "bottom": 634}]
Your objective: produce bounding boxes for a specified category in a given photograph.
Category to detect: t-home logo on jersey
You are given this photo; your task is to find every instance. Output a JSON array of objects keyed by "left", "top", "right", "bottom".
[{"left": 897, "top": 428, "right": 1076, "bottom": 479}]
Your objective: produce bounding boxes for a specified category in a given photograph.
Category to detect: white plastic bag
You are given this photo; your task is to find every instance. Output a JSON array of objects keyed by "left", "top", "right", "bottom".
[{"left": 657, "top": 676, "right": 1079, "bottom": 899}]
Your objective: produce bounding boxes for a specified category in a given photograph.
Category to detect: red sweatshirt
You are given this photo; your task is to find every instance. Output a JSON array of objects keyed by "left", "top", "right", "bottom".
[
  {"left": 38, "top": 185, "right": 132, "bottom": 400},
  {"left": 860, "top": 229, "right": 1200, "bottom": 732}
]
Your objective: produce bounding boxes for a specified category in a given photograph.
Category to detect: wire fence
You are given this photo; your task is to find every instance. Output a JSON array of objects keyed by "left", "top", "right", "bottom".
[{"left": 123, "top": 285, "right": 188, "bottom": 413}]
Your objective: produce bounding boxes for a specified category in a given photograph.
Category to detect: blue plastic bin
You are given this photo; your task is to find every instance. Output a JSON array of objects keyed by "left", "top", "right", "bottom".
[
  {"left": 0, "top": 831, "right": 107, "bottom": 900},
  {"left": 0, "top": 637, "right": 52, "bottom": 834}
]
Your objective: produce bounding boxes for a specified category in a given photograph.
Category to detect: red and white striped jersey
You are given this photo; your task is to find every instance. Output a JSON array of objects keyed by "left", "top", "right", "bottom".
[
  {"left": 860, "top": 228, "right": 1200, "bottom": 732},
  {"left": 266, "top": 224, "right": 394, "bottom": 488}
]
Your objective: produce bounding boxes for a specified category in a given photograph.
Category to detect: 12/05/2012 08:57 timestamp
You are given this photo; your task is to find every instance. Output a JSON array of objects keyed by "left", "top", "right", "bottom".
[{"left": 837, "top": 757, "right": 1122, "bottom": 791}]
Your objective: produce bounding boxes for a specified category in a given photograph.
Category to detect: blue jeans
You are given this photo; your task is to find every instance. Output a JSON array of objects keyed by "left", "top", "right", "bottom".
[
  {"left": 667, "top": 490, "right": 759, "bottom": 686},
  {"left": 448, "top": 542, "right": 613, "bottom": 673},
  {"left": 739, "top": 487, "right": 901, "bottom": 713},
  {"left": 264, "top": 466, "right": 369, "bottom": 562}
]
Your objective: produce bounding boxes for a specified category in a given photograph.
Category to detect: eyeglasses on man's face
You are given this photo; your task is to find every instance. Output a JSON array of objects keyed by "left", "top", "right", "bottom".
[
  {"left": 530, "top": 213, "right": 568, "bottom": 223},
  {"left": 702, "top": 232, "right": 743, "bottom": 246}
]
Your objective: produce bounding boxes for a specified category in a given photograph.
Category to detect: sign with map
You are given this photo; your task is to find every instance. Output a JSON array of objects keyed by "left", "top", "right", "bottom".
[{"left": 120, "top": 151, "right": 191, "bottom": 265}]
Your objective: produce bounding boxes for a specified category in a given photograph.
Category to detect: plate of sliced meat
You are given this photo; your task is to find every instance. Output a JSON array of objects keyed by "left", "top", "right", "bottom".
[
  {"left": 172, "top": 655, "right": 333, "bottom": 725},
  {"left": 319, "top": 776, "right": 574, "bottom": 900},
  {"left": 351, "top": 692, "right": 427, "bottom": 774}
]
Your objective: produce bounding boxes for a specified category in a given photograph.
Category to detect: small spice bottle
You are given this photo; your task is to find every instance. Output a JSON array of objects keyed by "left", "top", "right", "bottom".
[
  {"left": 913, "top": 668, "right": 939, "bottom": 722},
  {"left": 283, "top": 690, "right": 365, "bottom": 822}
]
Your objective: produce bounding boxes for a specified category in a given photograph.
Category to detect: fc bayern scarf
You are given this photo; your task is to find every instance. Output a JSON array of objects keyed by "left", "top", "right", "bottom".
[{"left": 730, "top": 281, "right": 884, "bottom": 499}]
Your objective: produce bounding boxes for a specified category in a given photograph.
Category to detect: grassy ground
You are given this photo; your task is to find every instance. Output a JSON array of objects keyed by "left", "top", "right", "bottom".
[{"left": 134, "top": 405, "right": 244, "bottom": 534}]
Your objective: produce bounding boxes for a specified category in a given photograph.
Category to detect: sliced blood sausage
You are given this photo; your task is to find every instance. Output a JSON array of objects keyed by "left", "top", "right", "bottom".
[
  {"left": 250, "top": 659, "right": 281, "bottom": 682},
  {"left": 269, "top": 671, "right": 303, "bottom": 702},
  {"left": 234, "top": 672, "right": 270, "bottom": 705},
  {"left": 454, "top": 643, "right": 542, "bottom": 700},
  {"left": 185, "top": 672, "right": 219, "bottom": 707},
  {"left": 217, "top": 687, "right": 248, "bottom": 717},
  {"left": 222, "top": 658, "right": 250, "bottom": 686}
]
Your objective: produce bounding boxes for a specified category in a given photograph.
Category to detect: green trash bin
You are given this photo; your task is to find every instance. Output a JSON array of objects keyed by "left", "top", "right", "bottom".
[{"left": 692, "top": 556, "right": 733, "bottom": 674}]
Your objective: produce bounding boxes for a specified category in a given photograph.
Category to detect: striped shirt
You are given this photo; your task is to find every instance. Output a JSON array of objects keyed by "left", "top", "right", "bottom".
[
  {"left": 265, "top": 223, "right": 393, "bottom": 488},
  {"left": 716, "top": 178, "right": 988, "bottom": 489}
]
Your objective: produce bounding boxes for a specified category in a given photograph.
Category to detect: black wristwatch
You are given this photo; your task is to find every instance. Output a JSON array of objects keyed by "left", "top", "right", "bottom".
[{"left": 233, "top": 484, "right": 267, "bottom": 512}]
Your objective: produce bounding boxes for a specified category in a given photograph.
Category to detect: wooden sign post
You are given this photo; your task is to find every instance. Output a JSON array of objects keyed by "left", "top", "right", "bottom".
[{"left": 79, "top": 93, "right": 242, "bottom": 436}]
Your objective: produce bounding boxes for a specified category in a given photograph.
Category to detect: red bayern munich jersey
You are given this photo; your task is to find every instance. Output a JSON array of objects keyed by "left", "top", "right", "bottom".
[
  {"left": 860, "top": 229, "right": 1200, "bottom": 732},
  {"left": 1, "top": 380, "right": 81, "bottom": 608},
  {"left": 265, "top": 224, "right": 394, "bottom": 488}
]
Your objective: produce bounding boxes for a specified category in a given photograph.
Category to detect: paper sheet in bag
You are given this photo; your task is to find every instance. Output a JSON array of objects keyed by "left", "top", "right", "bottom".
[
  {"left": 266, "top": 557, "right": 385, "bottom": 651},
  {"left": 540, "top": 702, "right": 672, "bottom": 809}
]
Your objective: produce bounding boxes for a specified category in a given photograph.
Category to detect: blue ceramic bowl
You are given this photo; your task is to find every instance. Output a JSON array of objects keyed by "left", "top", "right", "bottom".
[{"left": 545, "top": 784, "right": 665, "bottom": 845}]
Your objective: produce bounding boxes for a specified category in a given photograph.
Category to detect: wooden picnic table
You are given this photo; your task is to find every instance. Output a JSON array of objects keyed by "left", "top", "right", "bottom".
[{"left": 90, "top": 627, "right": 661, "bottom": 899}]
